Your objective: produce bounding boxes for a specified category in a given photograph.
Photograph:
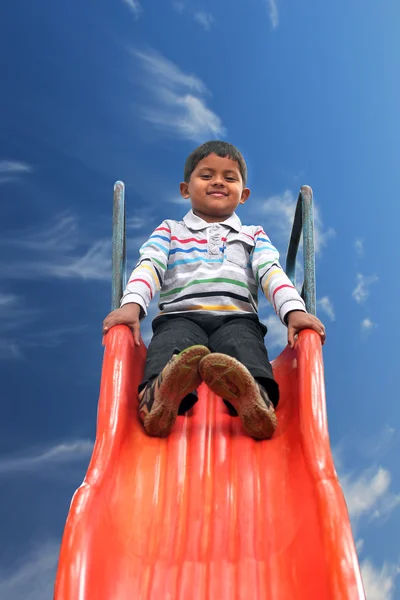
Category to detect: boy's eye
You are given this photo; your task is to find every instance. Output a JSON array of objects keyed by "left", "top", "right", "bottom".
[
  {"left": 226, "top": 176, "right": 236, "bottom": 181},
  {"left": 200, "top": 174, "right": 212, "bottom": 179}
]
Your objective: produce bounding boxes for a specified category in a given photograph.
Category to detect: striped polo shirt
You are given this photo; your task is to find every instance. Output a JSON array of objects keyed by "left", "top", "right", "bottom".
[{"left": 121, "top": 210, "right": 306, "bottom": 324}]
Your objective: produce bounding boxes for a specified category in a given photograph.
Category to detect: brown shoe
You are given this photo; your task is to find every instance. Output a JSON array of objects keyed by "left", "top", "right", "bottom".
[
  {"left": 199, "top": 353, "right": 277, "bottom": 440},
  {"left": 138, "top": 345, "right": 210, "bottom": 437}
]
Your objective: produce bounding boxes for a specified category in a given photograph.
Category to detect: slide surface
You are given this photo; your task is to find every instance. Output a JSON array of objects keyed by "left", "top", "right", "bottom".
[{"left": 55, "top": 326, "right": 365, "bottom": 599}]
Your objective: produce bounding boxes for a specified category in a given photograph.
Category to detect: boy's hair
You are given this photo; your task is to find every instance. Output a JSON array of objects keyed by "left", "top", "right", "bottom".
[{"left": 184, "top": 140, "right": 248, "bottom": 185}]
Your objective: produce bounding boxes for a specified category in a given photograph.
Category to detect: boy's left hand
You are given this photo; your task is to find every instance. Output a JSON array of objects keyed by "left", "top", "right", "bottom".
[{"left": 286, "top": 310, "right": 326, "bottom": 348}]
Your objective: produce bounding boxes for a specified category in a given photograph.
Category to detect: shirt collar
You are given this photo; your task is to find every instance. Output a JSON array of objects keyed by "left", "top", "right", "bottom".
[{"left": 183, "top": 209, "right": 241, "bottom": 232}]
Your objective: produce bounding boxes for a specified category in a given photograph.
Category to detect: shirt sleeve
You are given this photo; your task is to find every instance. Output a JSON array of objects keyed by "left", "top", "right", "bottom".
[
  {"left": 251, "top": 227, "right": 306, "bottom": 324},
  {"left": 120, "top": 221, "right": 171, "bottom": 318}
]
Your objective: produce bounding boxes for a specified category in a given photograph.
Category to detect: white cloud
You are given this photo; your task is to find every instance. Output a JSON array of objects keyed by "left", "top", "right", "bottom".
[
  {"left": 340, "top": 466, "right": 400, "bottom": 523},
  {"left": 122, "top": 0, "right": 143, "bottom": 18},
  {"left": 259, "top": 190, "right": 335, "bottom": 256},
  {"left": 194, "top": 11, "right": 215, "bottom": 31},
  {"left": 134, "top": 48, "right": 206, "bottom": 98},
  {"left": 0, "top": 440, "right": 93, "bottom": 475},
  {"left": 0, "top": 293, "right": 38, "bottom": 360},
  {"left": 352, "top": 273, "right": 378, "bottom": 304},
  {"left": 49, "top": 239, "right": 111, "bottom": 280},
  {"left": 0, "top": 339, "right": 23, "bottom": 360},
  {"left": 0, "top": 291, "right": 87, "bottom": 360},
  {"left": 0, "top": 160, "right": 32, "bottom": 174},
  {"left": 266, "top": 0, "right": 279, "bottom": 29},
  {"left": 0, "top": 241, "right": 111, "bottom": 282},
  {"left": 172, "top": 0, "right": 185, "bottom": 12},
  {"left": 356, "top": 538, "right": 364, "bottom": 553},
  {"left": 0, "top": 160, "right": 33, "bottom": 184},
  {"left": 140, "top": 294, "right": 161, "bottom": 346},
  {"left": 0, "top": 293, "right": 17, "bottom": 307},
  {"left": 5, "top": 212, "right": 78, "bottom": 252},
  {"left": 317, "top": 296, "right": 335, "bottom": 321},
  {"left": 333, "top": 442, "right": 400, "bottom": 599},
  {"left": 355, "top": 239, "right": 364, "bottom": 257},
  {"left": 134, "top": 49, "right": 225, "bottom": 141},
  {"left": 0, "top": 541, "right": 59, "bottom": 600},
  {"left": 169, "top": 195, "right": 191, "bottom": 205},
  {"left": 0, "top": 213, "right": 111, "bottom": 282},
  {"left": 126, "top": 215, "right": 149, "bottom": 230},
  {"left": 355, "top": 425, "right": 397, "bottom": 461},
  {"left": 360, "top": 559, "right": 400, "bottom": 600},
  {"left": 262, "top": 315, "right": 287, "bottom": 350},
  {"left": 361, "top": 318, "right": 376, "bottom": 335},
  {"left": 0, "top": 441, "right": 93, "bottom": 598}
]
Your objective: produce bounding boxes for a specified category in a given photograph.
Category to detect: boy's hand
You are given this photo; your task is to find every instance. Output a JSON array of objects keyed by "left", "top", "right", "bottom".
[
  {"left": 102, "top": 303, "right": 142, "bottom": 346},
  {"left": 286, "top": 310, "right": 326, "bottom": 348}
]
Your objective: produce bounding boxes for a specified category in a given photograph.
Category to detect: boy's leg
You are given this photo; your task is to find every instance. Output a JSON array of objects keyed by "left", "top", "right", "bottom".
[
  {"left": 207, "top": 316, "right": 279, "bottom": 406},
  {"left": 201, "top": 316, "right": 279, "bottom": 439},
  {"left": 139, "top": 316, "right": 209, "bottom": 435}
]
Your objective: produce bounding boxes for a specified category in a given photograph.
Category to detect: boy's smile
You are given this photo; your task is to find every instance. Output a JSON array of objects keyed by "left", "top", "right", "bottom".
[{"left": 179, "top": 154, "right": 250, "bottom": 223}]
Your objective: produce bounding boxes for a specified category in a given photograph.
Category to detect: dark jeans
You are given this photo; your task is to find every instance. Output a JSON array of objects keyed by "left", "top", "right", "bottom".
[{"left": 139, "top": 313, "right": 279, "bottom": 415}]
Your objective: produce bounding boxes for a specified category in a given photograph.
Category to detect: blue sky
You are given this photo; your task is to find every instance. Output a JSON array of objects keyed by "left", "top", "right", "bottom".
[{"left": 0, "top": 0, "right": 399, "bottom": 597}]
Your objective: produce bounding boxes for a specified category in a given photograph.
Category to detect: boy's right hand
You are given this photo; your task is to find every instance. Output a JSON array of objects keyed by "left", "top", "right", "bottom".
[{"left": 102, "top": 303, "right": 141, "bottom": 346}]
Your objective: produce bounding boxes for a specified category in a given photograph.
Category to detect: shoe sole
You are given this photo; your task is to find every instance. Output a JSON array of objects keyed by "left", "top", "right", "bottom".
[
  {"left": 199, "top": 353, "right": 277, "bottom": 440},
  {"left": 144, "top": 345, "right": 210, "bottom": 437}
]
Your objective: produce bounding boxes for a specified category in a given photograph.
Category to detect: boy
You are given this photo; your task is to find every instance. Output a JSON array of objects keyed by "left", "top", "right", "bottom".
[{"left": 103, "top": 141, "right": 325, "bottom": 440}]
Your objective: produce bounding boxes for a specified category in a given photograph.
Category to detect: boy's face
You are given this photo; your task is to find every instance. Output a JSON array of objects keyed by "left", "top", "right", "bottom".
[{"left": 179, "top": 154, "right": 250, "bottom": 223}]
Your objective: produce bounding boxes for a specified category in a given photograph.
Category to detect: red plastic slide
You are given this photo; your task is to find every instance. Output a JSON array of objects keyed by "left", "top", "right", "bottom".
[{"left": 54, "top": 326, "right": 365, "bottom": 599}]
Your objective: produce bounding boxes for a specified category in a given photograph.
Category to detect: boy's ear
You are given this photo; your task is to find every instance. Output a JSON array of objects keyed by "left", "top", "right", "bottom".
[
  {"left": 239, "top": 187, "right": 251, "bottom": 205},
  {"left": 180, "top": 182, "right": 190, "bottom": 199}
]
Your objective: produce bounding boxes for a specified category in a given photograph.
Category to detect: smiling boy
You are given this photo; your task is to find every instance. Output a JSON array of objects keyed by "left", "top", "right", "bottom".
[{"left": 103, "top": 141, "right": 325, "bottom": 439}]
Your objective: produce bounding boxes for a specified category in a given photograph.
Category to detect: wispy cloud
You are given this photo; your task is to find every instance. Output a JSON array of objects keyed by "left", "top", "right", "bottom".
[
  {"left": 122, "top": 0, "right": 143, "bottom": 19},
  {"left": 0, "top": 160, "right": 32, "bottom": 174},
  {"left": 5, "top": 212, "right": 78, "bottom": 252},
  {"left": 356, "top": 538, "right": 365, "bottom": 553},
  {"left": 261, "top": 314, "right": 287, "bottom": 350},
  {"left": 317, "top": 296, "right": 335, "bottom": 321},
  {"left": 352, "top": 273, "right": 378, "bottom": 304},
  {"left": 194, "top": 12, "right": 215, "bottom": 31},
  {"left": 0, "top": 293, "right": 39, "bottom": 360},
  {"left": 0, "top": 292, "right": 18, "bottom": 307},
  {"left": 0, "top": 440, "right": 93, "bottom": 596},
  {"left": 0, "top": 540, "right": 59, "bottom": 600},
  {"left": 140, "top": 294, "right": 162, "bottom": 345},
  {"left": 266, "top": 0, "right": 279, "bottom": 29},
  {"left": 0, "top": 289, "right": 88, "bottom": 360},
  {"left": 258, "top": 189, "right": 335, "bottom": 257},
  {"left": 334, "top": 435, "right": 400, "bottom": 532},
  {"left": 354, "top": 239, "right": 364, "bottom": 257},
  {"left": 0, "top": 213, "right": 111, "bottom": 282},
  {"left": 169, "top": 195, "right": 191, "bottom": 205},
  {"left": 0, "top": 160, "right": 33, "bottom": 184},
  {"left": 0, "top": 440, "right": 93, "bottom": 475},
  {"left": 126, "top": 215, "right": 149, "bottom": 230},
  {"left": 171, "top": 0, "right": 185, "bottom": 13},
  {"left": 360, "top": 559, "right": 400, "bottom": 600},
  {"left": 133, "top": 49, "right": 225, "bottom": 141},
  {"left": 340, "top": 465, "right": 400, "bottom": 524}
]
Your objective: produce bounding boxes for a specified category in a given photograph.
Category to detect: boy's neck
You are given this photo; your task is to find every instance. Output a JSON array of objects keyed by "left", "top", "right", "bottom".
[{"left": 192, "top": 209, "right": 235, "bottom": 224}]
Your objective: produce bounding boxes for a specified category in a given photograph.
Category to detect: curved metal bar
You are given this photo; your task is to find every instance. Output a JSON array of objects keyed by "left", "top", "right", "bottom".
[
  {"left": 285, "top": 186, "right": 316, "bottom": 315},
  {"left": 111, "top": 181, "right": 126, "bottom": 311}
]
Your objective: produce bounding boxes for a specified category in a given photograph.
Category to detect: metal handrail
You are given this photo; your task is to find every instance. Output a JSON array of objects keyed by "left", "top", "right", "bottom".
[
  {"left": 111, "top": 181, "right": 317, "bottom": 316},
  {"left": 285, "top": 185, "right": 316, "bottom": 315},
  {"left": 111, "top": 181, "right": 126, "bottom": 310}
]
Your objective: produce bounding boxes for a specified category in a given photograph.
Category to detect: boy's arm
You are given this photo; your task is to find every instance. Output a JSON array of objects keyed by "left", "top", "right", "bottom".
[
  {"left": 120, "top": 221, "right": 171, "bottom": 318},
  {"left": 251, "top": 227, "right": 325, "bottom": 346},
  {"left": 251, "top": 227, "right": 306, "bottom": 324}
]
